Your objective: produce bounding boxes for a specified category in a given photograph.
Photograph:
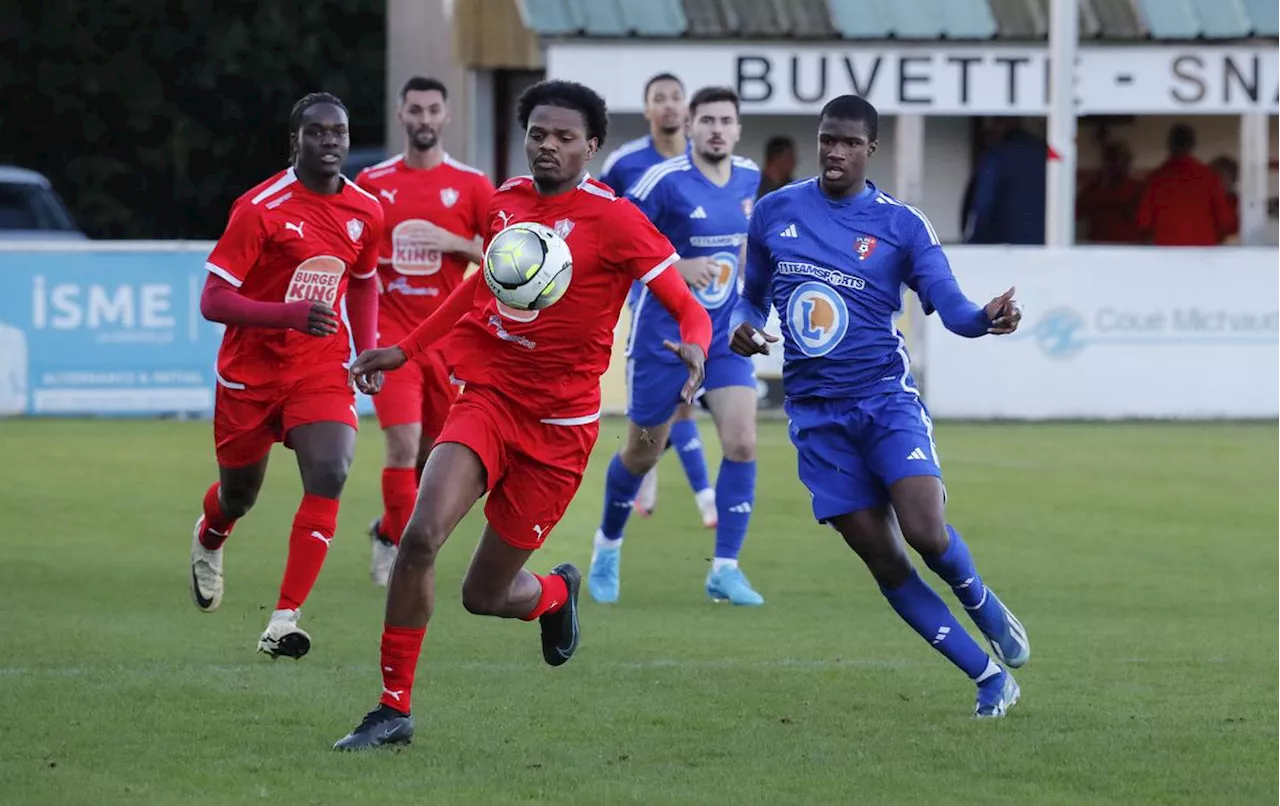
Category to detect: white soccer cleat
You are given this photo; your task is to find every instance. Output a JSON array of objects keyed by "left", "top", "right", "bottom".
[
  {"left": 189, "top": 516, "right": 224, "bottom": 612},
  {"left": 370, "top": 535, "right": 397, "bottom": 587},
  {"left": 257, "top": 608, "right": 312, "bottom": 660},
  {"left": 695, "top": 488, "right": 718, "bottom": 529},
  {"left": 635, "top": 467, "right": 659, "bottom": 516}
]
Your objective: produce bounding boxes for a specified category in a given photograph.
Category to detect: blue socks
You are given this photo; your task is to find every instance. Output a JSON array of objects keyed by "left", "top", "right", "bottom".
[
  {"left": 923, "top": 525, "right": 986, "bottom": 609},
  {"left": 599, "top": 455, "right": 644, "bottom": 541},
  {"left": 880, "top": 569, "right": 997, "bottom": 681},
  {"left": 668, "top": 419, "right": 712, "bottom": 495},
  {"left": 713, "top": 458, "right": 755, "bottom": 560}
]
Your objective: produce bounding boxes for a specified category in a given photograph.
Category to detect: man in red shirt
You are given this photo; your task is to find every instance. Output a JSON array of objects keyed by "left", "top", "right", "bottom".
[
  {"left": 192, "top": 93, "right": 385, "bottom": 659},
  {"left": 1137, "top": 124, "right": 1233, "bottom": 246},
  {"left": 355, "top": 76, "right": 495, "bottom": 587},
  {"left": 334, "top": 80, "right": 712, "bottom": 751},
  {"left": 1077, "top": 141, "right": 1142, "bottom": 243}
]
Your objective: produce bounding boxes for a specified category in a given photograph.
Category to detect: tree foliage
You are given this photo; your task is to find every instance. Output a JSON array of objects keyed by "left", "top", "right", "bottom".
[{"left": 0, "top": 0, "right": 386, "bottom": 239}]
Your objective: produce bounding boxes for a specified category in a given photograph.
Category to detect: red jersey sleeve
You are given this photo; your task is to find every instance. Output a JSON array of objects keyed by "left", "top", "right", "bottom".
[
  {"left": 469, "top": 175, "right": 497, "bottom": 238},
  {"left": 607, "top": 199, "right": 680, "bottom": 283},
  {"left": 607, "top": 199, "right": 711, "bottom": 356},
  {"left": 351, "top": 204, "right": 384, "bottom": 280},
  {"left": 205, "top": 199, "right": 267, "bottom": 288}
]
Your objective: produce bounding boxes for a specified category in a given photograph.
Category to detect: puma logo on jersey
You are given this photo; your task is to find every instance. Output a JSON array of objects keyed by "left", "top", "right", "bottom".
[
  {"left": 495, "top": 210, "right": 513, "bottom": 229},
  {"left": 284, "top": 221, "right": 305, "bottom": 238},
  {"left": 380, "top": 188, "right": 398, "bottom": 204}
]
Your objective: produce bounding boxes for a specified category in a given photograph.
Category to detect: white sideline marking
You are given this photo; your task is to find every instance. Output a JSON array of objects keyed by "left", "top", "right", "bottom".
[{"left": 0, "top": 657, "right": 921, "bottom": 678}]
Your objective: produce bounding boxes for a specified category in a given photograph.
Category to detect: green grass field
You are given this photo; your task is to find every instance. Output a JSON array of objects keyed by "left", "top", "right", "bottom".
[{"left": 0, "top": 418, "right": 1275, "bottom": 805}]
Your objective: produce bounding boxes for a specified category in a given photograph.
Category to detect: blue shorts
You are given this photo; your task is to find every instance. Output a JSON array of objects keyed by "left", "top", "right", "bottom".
[
  {"left": 785, "top": 392, "right": 943, "bottom": 523},
  {"left": 627, "top": 352, "right": 756, "bottom": 428}
]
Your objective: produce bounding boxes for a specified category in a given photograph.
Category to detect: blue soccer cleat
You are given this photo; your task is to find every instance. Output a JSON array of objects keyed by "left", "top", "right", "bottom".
[
  {"left": 967, "top": 588, "right": 1030, "bottom": 668},
  {"left": 706, "top": 565, "right": 764, "bottom": 606},
  {"left": 974, "top": 669, "right": 1021, "bottom": 718},
  {"left": 587, "top": 539, "right": 621, "bottom": 604}
]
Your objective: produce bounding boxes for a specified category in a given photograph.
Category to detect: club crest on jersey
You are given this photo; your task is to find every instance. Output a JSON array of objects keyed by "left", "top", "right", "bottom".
[
  {"left": 553, "top": 218, "right": 575, "bottom": 239},
  {"left": 346, "top": 218, "right": 365, "bottom": 242},
  {"left": 440, "top": 188, "right": 459, "bottom": 208},
  {"left": 742, "top": 197, "right": 754, "bottom": 220},
  {"left": 854, "top": 235, "right": 877, "bottom": 260}
]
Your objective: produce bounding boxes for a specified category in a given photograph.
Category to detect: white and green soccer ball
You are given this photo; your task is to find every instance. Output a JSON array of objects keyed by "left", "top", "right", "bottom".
[{"left": 482, "top": 222, "right": 574, "bottom": 311}]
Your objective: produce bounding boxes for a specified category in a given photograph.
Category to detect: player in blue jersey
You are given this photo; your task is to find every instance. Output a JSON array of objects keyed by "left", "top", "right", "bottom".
[
  {"left": 730, "top": 95, "right": 1030, "bottom": 717},
  {"left": 589, "top": 86, "right": 764, "bottom": 606},
  {"left": 598, "top": 73, "right": 718, "bottom": 530}
]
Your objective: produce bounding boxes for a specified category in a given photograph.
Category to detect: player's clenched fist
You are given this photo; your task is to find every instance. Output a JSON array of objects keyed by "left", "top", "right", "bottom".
[
  {"left": 676, "top": 256, "right": 719, "bottom": 290},
  {"left": 729, "top": 322, "right": 780, "bottom": 356},
  {"left": 350, "top": 346, "right": 407, "bottom": 395}
]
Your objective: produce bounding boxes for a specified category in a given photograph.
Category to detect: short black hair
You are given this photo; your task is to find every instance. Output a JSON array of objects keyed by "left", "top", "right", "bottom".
[
  {"left": 644, "top": 72, "right": 683, "bottom": 101},
  {"left": 517, "top": 79, "right": 609, "bottom": 146},
  {"left": 819, "top": 95, "right": 878, "bottom": 141},
  {"left": 288, "top": 92, "right": 348, "bottom": 162},
  {"left": 764, "top": 136, "right": 795, "bottom": 160},
  {"left": 689, "top": 86, "right": 740, "bottom": 116},
  {"left": 1169, "top": 123, "right": 1195, "bottom": 153},
  {"left": 400, "top": 76, "right": 448, "bottom": 102}
]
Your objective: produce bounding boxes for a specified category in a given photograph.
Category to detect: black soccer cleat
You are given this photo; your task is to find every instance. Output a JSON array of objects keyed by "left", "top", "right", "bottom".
[
  {"left": 333, "top": 703, "right": 414, "bottom": 751},
  {"left": 539, "top": 563, "right": 581, "bottom": 667}
]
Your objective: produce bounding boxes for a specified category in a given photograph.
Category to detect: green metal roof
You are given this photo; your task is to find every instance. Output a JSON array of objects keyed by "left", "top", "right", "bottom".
[{"left": 522, "top": 0, "right": 1278, "bottom": 39}]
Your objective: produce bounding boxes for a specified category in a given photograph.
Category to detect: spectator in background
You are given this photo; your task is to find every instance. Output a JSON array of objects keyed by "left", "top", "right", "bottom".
[
  {"left": 964, "top": 119, "right": 1047, "bottom": 245},
  {"left": 756, "top": 135, "right": 795, "bottom": 198},
  {"left": 1076, "top": 141, "right": 1142, "bottom": 243},
  {"left": 1137, "top": 124, "right": 1234, "bottom": 246},
  {"left": 1210, "top": 155, "right": 1241, "bottom": 241}
]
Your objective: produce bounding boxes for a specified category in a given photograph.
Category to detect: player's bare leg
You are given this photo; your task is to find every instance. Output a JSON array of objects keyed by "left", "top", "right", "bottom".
[
  {"left": 829, "top": 497, "right": 1019, "bottom": 718},
  {"left": 254, "top": 421, "right": 354, "bottom": 660},
  {"left": 462, "top": 524, "right": 582, "bottom": 665},
  {"left": 334, "top": 442, "right": 486, "bottom": 750},
  {"left": 190, "top": 458, "right": 269, "bottom": 612},
  {"left": 890, "top": 476, "right": 1030, "bottom": 671},
  {"left": 588, "top": 418, "right": 672, "bottom": 603},
  {"left": 701, "top": 385, "right": 762, "bottom": 605},
  {"left": 370, "top": 422, "right": 422, "bottom": 586}
]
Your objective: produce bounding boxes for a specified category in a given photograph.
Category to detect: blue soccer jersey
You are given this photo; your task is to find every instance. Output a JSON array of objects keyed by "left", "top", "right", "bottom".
[
  {"left": 622, "top": 154, "right": 761, "bottom": 426},
  {"left": 734, "top": 178, "right": 994, "bottom": 520},
  {"left": 598, "top": 135, "right": 669, "bottom": 196}
]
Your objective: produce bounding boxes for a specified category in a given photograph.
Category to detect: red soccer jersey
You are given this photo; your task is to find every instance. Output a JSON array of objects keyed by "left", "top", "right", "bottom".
[
  {"left": 355, "top": 154, "right": 495, "bottom": 340},
  {"left": 205, "top": 167, "right": 385, "bottom": 389},
  {"left": 444, "top": 175, "right": 679, "bottom": 423}
]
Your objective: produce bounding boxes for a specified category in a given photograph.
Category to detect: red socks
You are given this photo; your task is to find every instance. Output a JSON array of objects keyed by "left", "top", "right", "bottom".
[
  {"left": 380, "top": 624, "right": 426, "bottom": 713},
  {"left": 380, "top": 467, "right": 418, "bottom": 546},
  {"left": 199, "top": 483, "right": 236, "bottom": 550},
  {"left": 276, "top": 493, "right": 340, "bottom": 611},
  {"left": 522, "top": 573, "right": 568, "bottom": 621}
]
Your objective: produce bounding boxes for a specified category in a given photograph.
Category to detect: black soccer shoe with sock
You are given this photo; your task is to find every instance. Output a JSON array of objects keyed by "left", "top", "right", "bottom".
[
  {"left": 332, "top": 704, "right": 414, "bottom": 751},
  {"left": 540, "top": 563, "right": 581, "bottom": 667}
]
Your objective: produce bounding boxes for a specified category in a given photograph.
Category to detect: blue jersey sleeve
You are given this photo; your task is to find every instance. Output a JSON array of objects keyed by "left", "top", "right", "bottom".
[
  {"left": 732, "top": 199, "right": 772, "bottom": 331},
  {"left": 903, "top": 210, "right": 990, "bottom": 338}
]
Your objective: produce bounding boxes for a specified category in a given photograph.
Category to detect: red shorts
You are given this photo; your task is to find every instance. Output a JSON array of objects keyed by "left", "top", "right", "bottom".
[
  {"left": 437, "top": 385, "right": 599, "bottom": 550},
  {"left": 371, "top": 347, "right": 458, "bottom": 436},
  {"left": 213, "top": 367, "right": 358, "bottom": 468}
]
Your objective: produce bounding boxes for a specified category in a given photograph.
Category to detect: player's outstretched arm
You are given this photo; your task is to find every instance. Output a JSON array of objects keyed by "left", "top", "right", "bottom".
[
  {"left": 350, "top": 270, "right": 482, "bottom": 383},
  {"left": 647, "top": 267, "right": 711, "bottom": 402},
  {"left": 199, "top": 273, "right": 337, "bottom": 336}
]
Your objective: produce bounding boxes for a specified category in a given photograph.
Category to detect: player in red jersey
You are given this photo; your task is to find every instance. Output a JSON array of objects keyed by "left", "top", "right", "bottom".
[
  {"left": 355, "top": 76, "right": 496, "bottom": 587},
  {"left": 189, "top": 93, "right": 386, "bottom": 659},
  {"left": 333, "top": 80, "right": 713, "bottom": 750}
]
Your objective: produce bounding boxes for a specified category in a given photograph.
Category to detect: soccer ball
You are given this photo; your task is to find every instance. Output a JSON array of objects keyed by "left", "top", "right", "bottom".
[{"left": 482, "top": 222, "right": 573, "bottom": 311}]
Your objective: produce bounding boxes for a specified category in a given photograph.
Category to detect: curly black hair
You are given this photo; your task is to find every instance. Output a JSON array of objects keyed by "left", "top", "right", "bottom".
[
  {"left": 288, "top": 92, "right": 348, "bottom": 162},
  {"left": 516, "top": 79, "right": 608, "bottom": 146}
]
